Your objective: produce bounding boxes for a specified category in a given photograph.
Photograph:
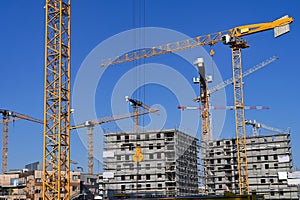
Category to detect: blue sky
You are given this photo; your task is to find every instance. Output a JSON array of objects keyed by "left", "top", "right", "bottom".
[{"left": 0, "top": 1, "right": 299, "bottom": 173}]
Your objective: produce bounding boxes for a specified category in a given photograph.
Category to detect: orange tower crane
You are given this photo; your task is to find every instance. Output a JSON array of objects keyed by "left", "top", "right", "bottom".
[
  {"left": 43, "top": 0, "right": 71, "bottom": 199},
  {"left": 71, "top": 110, "right": 157, "bottom": 174},
  {"left": 101, "top": 16, "right": 293, "bottom": 194},
  {"left": 0, "top": 109, "right": 43, "bottom": 173}
]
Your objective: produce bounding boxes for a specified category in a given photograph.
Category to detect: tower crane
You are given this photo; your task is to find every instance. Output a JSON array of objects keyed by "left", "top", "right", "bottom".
[
  {"left": 101, "top": 16, "right": 293, "bottom": 194},
  {"left": 125, "top": 96, "right": 159, "bottom": 133},
  {"left": 0, "top": 109, "right": 43, "bottom": 173},
  {"left": 193, "top": 56, "right": 278, "bottom": 102},
  {"left": 71, "top": 110, "right": 157, "bottom": 174},
  {"left": 191, "top": 56, "right": 274, "bottom": 194},
  {"left": 178, "top": 105, "right": 269, "bottom": 111},
  {"left": 245, "top": 120, "right": 287, "bottom": 136},
  {"left": 43, "top": 0, "right": 71, "bottom": 199}
]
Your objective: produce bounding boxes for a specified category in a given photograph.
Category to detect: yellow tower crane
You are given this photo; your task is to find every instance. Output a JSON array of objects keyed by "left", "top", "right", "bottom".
[
  {"left": 43, "top": 0, "right": 71, "bottom": 199},
  {"left": 71, "top": 110, "right": 157, "bottom": 174},
  {"left": 0, "top": 109, "right": 43, "bottom": 173},
  {"left": 101, "top": 16, "right": 293, "bottom": 194}
]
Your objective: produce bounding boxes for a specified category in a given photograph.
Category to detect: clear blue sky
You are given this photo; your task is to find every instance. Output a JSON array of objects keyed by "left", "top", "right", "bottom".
[{"left": 0, "top": 1, "right": 299, "bottom": 173}]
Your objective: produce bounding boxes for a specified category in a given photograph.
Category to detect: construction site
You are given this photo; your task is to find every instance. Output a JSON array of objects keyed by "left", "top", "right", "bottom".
[{"left": 0, "top": 1, "right": 300, "bottom": 200}]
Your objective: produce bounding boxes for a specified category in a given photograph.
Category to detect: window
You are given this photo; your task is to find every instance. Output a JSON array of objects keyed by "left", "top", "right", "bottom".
[
  {"left": 270, "top": 179, "right": 274, "bottom": 183},
  {"left": 131, "top": 185, "right": 134, "bottom": 189},
  {"left": 125, "top": 135, "right": 129, "bottom": 143},
  {"left": 35, "top": 189, "right": 42, "bottom": 194},
  {"left": 157, "top": 143, "right": 161, "bottom": 149},
  {"left": 130, "top": 175, "right": 134, "bottom": 179},
  {"left": 137, "top": 184, "right": 142, "bottom": 188},
  {"left": 157, "top": 153, "right": 161, "bottom": 159},
  {"left": 157, "top": 133, "right": 161, "bottom": 138},
  {"left": 145, "top": 134, "right": 150, "bottom": 140},
  {"left": 129, "top": 145, "right": 134, "bottom": 150},
  {"left": 167, "top": 145, "right": 174, "bottom": 150},
  {"left": 146, "top": 164, "right": 150, "bottom": 170},
  {"left": 218, "top": 185, "right": 222, "bottom": 189},
  {"left": 264, "top": 155, "right": 268, "bottom": 160},
  {"left": 121, "top": 175, "right": 125, "bottom": 180},
  {"left": 217, "top": 141, "right": 220, "bottom": 146},
  {"left": 72, "top": 186, "right": 78, "bottom": 191},
  {"left": 157, "top": 174, "right": 162, "bottom": 178},
  {"left": 279, "top": 190, "right": 284, "bottom": 195},
  {"left": 157, "top": 163, "right": 162, "bottom": 169},
  {"left": 253, "top": 165, "right": 257, "bottom": 170},
  {"left": 274, "top": 163, "right": 278, "bottom": 169},
  {"left": 274, "top": 155, "right": 278, "bottom": 160},
  {"left": 218, "top": 177, "right": 222, "bottom": 181},
  {"left": 146, "top": 174, "right": 151, "bottom": 180},
  {"left": 35, "top": 178, "right": 42, "bottom": 182},
  {"left": 72, "top": 175, "right": 78, "bottom": 181},
  {"left": 149, "top": 144, "right": 153, "bottom": 150},
  {"left": 137, "top": 175, "right": 141, "bottom": 180},
  {"left": 116, "top": 155, "right": 121, "bottom": 160},
  {"left": 158, "top": 183, "right": 162, "bottom": 188},
  {"left": 116, "top": 135, "right": 121, "bottom": 141},
  {"left": 149, "top": 154, "right": 154, "bottom": 159},
  {"left": 146, "top": 184, "right": 151, "bottom": 190},
  {"left": 125, "top": 155, "right": 130, "bottom": 160},
  {"left": 271, "top": 191, "right": 275, "bottom": 196},
  {"left": 261, "top": 179, "right": 266, "bottom": 183},
  {"left": 121, "top": 185, "right": 125, "bottom": 191},
  {"left": 265, "top": 164, "right": 269, "bottom": 169},
  {"left": 137, "top": 135, "right": 140, "bottom": 140},
  {"left": 257, "top": 156, "right": 261, "bottom": 161},
  {"left": 117, "top": 165, "right": 121, "bottom": 171}
]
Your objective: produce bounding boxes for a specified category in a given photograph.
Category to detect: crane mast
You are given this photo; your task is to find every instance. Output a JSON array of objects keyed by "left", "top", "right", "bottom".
[
  {"left": 0, "top": 109, "right": 43, "bottom": 173},
  {"left": 42, "top": 0, "right": 71, "bottom": 199},
  {"left": 2, "top": 117, "right": 8, "bottom": 173},
  {"left": 101, "top": 16, "right": 293, "bottom": 195}
]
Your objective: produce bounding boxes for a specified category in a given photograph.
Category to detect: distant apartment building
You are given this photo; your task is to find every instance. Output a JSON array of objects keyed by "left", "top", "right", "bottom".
[
  {"left": 0, "top": 169, "right": 81, "bottom": 200},
  {"left": 103, "top": 129, "right": 199, "bottom": 199},
  {"left": 203, "top": 132, "right": 299, "bottom": 199}
]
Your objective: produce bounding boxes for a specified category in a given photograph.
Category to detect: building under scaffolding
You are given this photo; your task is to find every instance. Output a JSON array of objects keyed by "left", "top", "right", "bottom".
[
  {"left": 203, "top": 132, "right": 299, "bottom": 199},
  {"left": 103, "top": 129, "right": 199, "bottom": 199}
]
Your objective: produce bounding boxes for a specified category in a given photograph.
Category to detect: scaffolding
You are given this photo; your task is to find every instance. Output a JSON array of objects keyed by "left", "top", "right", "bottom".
[{"left": 103, "top": 129, "right": 198, "bottom": 198}]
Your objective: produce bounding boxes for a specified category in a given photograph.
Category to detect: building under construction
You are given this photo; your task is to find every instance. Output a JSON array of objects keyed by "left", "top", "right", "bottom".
[
  {"left": 103, "top": 129, "right": 198, "bottom": 198},
  {"left": 203, "top": 132, "right": 299, "bottom": 199}
]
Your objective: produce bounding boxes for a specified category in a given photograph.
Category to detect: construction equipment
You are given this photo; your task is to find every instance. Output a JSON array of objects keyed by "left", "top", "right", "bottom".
[
  {"left": 101, "top": 16, "right": 293, "bottom": 194},
  {"left": 191, "top": 56, "right": 276, "bottom": 194},
  {"left": 125, "top": 96, "right": 159, "bottom": 133},
  {"left": 71, "top": 110, "right": 156, "bottom": 174},
  {"left": 43, "top": 0, "right": 71, "bottom": 199},
  {"left": 245, "top": 119, "right": 287, "bottom": 136},
  {"left": 193, "top": 56, "right": 278, "bottom": 102},
  {"left": 178, "top": 105, "right": 269, "bottom": 111},
  {"left": 0, "top": 109, "right": 43, "bottom": 173}
]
